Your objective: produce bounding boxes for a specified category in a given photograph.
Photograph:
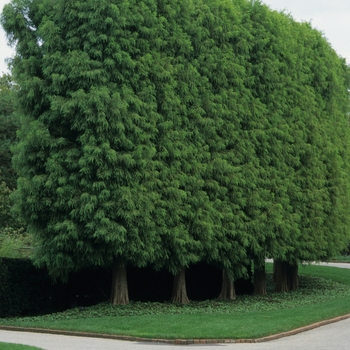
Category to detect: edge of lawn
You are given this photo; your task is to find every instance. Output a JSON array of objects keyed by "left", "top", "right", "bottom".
[
  {"left": 1, "top": 313, "right": 350, "bottom": 345},
  {"left": 0, "top": 343, "right": 44, "bottom": 350}
]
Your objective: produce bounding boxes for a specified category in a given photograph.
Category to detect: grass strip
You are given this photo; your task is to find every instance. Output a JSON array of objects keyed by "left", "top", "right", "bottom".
[{"left": 0, "top": 343, "right": 44, "bottom": 350}]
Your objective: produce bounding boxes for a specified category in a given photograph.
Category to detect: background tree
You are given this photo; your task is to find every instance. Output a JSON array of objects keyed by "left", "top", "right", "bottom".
[
  {"left": 0, "top": 181, "right": 31, "bottom": 258},
  {"left": 0, "top": 73, "right": 19, "bottom": 189},
  {"left": 0, "top": 73, "right": 30, "bottom": 258}
]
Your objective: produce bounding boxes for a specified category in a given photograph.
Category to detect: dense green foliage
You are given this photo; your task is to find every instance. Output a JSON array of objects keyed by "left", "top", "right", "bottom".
[
  {"left": 243, "top": 4, "right": 350, "bottom": 269},
  {"left": 0, "top": 74, "right": 19, "bottom": 190},
  {"left": 0, "top": 73, "right": 29, "bottom": 257},
  {"left": 0, "top": 180, "right": 30, "bottom": 258},
  {"left": 0, "top": 180, "right": 30, "bottom": 255},
  {"left": 1, "top": 0, "right": 350, "bottom": 299}
]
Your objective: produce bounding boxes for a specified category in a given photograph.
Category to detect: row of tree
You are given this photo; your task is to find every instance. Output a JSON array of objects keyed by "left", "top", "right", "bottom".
[{"left": 1, "top": 0, "right": 350, "bottom": 304}]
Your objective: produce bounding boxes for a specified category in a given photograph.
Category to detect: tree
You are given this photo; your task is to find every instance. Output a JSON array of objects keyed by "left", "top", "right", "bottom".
[
  {"left": 150, "top": 0, "right": 255, "bottom": 302},
  {"left": 0, "top": 73, "right": 19, "bottom": 189},
  {"left": 196, "top": 0, "right": 256, "bottom": 299},
  {"left": 242, "top": 2, "right": 305, "bottom": 294},
  {"left": 0, "top": 181, "right": 30, "bottom": 258},
  {"left": 246, "top": 5, "right": 350, "bottom": 292},
  {"left": 2, "top": 0, "right": 163, "bottom": 304},
  {"left": 0, "top": 73, "right": 29, "bottom": 258}
]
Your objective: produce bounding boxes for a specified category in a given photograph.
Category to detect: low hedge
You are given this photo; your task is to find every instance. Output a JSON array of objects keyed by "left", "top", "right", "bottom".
[{"left": 0, "top": 258, "right": 110, "bottom": 317}]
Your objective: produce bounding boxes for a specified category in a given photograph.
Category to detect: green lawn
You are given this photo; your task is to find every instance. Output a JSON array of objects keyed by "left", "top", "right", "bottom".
[
  {"left": 1, "top": 264, "right": 350, "bottom": 340},
  {"left": 0, "top": 343, "right": 43, "bottom": 350}
]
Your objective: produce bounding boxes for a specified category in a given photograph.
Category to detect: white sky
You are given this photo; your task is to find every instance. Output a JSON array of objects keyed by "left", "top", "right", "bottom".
[
  {"left": 0, "top": 0, "right": 350, "bottom": 75},
  {"left": 263, "top": 0, "right": 350, "bottom": 64}
]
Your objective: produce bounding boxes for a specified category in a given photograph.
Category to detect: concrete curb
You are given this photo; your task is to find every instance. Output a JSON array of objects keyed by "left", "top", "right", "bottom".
[{"left": 1, "top": 313, "right": 350, "bottom": 345}]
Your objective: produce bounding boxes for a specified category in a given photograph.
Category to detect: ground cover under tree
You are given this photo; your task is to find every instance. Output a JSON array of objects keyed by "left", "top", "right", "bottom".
[{"left": 2, "top": 265, "right": 350, "bottom": 339}]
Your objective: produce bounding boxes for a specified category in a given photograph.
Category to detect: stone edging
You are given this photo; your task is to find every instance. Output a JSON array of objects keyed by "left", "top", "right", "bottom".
[{"left": 1, "top": 313, "right": 350, "bottom": 345}]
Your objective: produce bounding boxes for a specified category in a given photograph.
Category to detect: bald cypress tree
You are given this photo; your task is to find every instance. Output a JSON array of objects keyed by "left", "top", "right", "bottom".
[
  {"left": 232, "top": 1, "right": 350, "bottom": 293},
  {"left": 2, "top": 0, "right": 163, "bottom": 304},
  {"left": 196, "top": 0, "right": 256, "bottom": 299},
  {"left": 246, "top": 3, "right": 350, "bottom": 292},
  {"left": 243, "top": 2, "right": 303, "bottom": 294},
  {"left": 279, "top": 20, "right": 350, "bottom": 274}
]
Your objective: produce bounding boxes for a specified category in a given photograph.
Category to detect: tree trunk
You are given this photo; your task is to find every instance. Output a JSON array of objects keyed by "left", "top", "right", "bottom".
[
  {"left": 110, "top": 262, "right": 129, "bottom": 305},
  {"left": 218, "top": 269, "right": 236, "bottom": 300},
  {"left": 253, "top": 260, "right": 266, "bottom": 295},
  {"left": 170, "top": 268, "right": 190, "bottom": 304},
  {"left": 273, "top": 259, "right": 277, "bottom": 282},
  {"left": 274, "top": 259, "right": 289, "bottom": 292},
  {"left": 287, "top": 263, "right": 299, "bottom": 291}
]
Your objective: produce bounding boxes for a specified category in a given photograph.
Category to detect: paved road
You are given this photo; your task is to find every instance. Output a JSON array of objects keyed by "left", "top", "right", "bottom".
[
  {"left": 266, "top": 260, "right": 350, "bottom": 270},
  {"left": 315, "top": 261, "right": 350, "bottom": 269},
  {"left": 1, "top": 261, "right": 350, "bottom": 350}
]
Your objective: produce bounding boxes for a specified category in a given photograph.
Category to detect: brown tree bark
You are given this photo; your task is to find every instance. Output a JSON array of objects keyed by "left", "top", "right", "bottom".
[
  {"left": 287, "top": 263, "right": 299, "bottom": 291},
  {"left": 218, "top": 269, "right": 236, "bottom": 300},
  {"left": 253, "top": 260, "right": 267, "bottom": 295},
  {"left": 110, "top": 262, "right": 129, "bottom": 305},
  {"left": 170, "top": 268, "right": 190, "bottom": 304},
  {"left": 273, "top": 259, "right": 277, "bottom": 282},
  {"left": 274, "top": 259, "right": 289, "bottom": 292}
]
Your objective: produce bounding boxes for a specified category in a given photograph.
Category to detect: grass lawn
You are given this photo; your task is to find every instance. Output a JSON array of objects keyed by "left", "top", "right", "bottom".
[
  {"left": 1, "top": 263, "right": 350, "bottom": 340},
  {"left": 0, "top": 343, "right": 44, "bottom": 350}
]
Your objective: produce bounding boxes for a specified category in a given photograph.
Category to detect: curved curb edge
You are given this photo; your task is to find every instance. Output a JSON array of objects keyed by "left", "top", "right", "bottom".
[{"left": 1, "top": 313, "right": 350, "bottom": 345}]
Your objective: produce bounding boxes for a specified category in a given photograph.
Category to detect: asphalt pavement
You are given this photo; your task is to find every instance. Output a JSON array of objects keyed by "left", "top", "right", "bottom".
[{"left": 1, "top": 261, "right": 350, "bottom": 350}]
